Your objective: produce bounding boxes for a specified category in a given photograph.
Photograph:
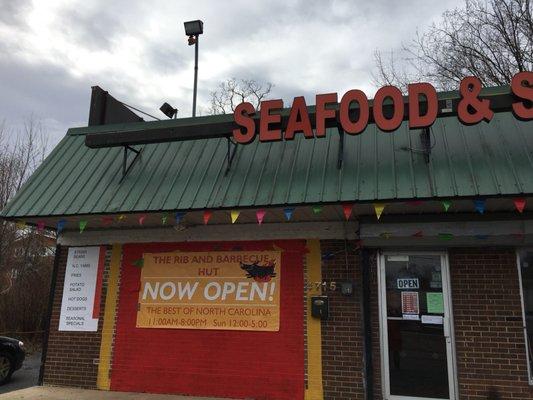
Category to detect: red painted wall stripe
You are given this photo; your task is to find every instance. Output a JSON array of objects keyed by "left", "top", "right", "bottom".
[{"left": 110, "top": 240, "right": 305, "bottom": 399}]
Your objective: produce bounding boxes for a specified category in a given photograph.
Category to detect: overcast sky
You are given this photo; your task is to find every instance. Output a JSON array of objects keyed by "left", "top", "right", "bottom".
[{"left": 0, "top": 0, "right": 463, "bottom": 147}]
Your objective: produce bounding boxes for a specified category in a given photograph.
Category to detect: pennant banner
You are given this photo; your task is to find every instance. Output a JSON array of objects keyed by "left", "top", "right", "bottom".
[
  {"left": 312, "top": 205, "right": 322, "bottom": 214},
  {"left": 57, "top": 219, "right": 66, "bottom": 233},
  {"left": 139, "top": 215, "right": 146, "bottom": 225},
  {"left": 175, "top": 212, "right": 186, "bottom": 224},
  {"left": 161, "top": 214, "right": 168, "bottom": 225},
  {"left": 117, "top": 214, "right": 126, "bottom": 222},
  {"left": 230, "top": 210, "right": 240, "bottom": 224},
  {"left": 342, "top": 204, "right": 353, "bottom": 220},
  {"left": 102, "top": 216, "right": 113, "bottom": 226},
  {"left": 256, "top": 209, "right": 266, "bottom": 225},
  {"left": 514, "top": 198, "right": 526, "bottom": 213},
  {"left": 37, "top": 221, "right": 45, "bottom": 232},
  {"left": 442, "top": 200, "right": 451, "bottom": 212},
  {"left": 438, "top": 233, "right": 453, "bottom": 241},
  {"left": 283, "top": 208, "right": 294, "bottom": 221},
  {"left": 203, "top": 210, "right": 212, "bottom": 225},
  {"left": 474, "top": 199, "right": 485, "bottom": 214},
  {"left": 79, "top": 220, "right": 88, "bottom": 233},
  {"left": 374, "top": 203, "right": 386, "bottom": 220},
  {"left": 16, "top": 220, "right": 26, "bottom": 229}
]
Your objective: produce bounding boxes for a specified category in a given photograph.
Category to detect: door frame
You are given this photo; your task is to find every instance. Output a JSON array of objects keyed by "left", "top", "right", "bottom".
[{"left": 377, "top": 251, "right": 459, "bottom": 400}]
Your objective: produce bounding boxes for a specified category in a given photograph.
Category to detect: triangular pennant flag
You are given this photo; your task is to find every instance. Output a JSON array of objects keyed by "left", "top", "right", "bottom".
[
  {"left": 117, "top": 214, "right": 126, "bottom": 222},
  {"left": 79, "top": 220, "right": 88, "bottom": 233},
  {"left": 283, "top": 208, "right": 295, "bottom": 221},
  {"left": 256, "top": 209, "right": 266, "bottom": 225},
  {"left": 312, "top": 205, "right": 322, "bottom": 214},
  {"left": 161, "top": 214, "right": 168, "bottom": 225},
  {"left": 203, "top": 210, "right": 212, "bottom": 225},
  {"left": 474, "top": 199, "right": 485, "bottom": 214},
  {"left": 442, "top": 200, "right": 452, "bottom": 212},
  {"left": 16, "top": 220, "right": 26, "bottom": 229},
  {"left": 230, "top": 210, "right": 240, "bottom": 224},
  {"left": 138, "top": 215, "right": 146, "bottom": 225},
  {"left": 514, "top": 198, "right": 526, "bottom": 213},
  {"left": 37, "top": 220, "right": 45, "bottom": 232},
  {"left": 102, "top": 216, "right": 113, "bottom": 226},
  {"left": 342, "top": 204, "right": 353, "bottom": 220},
  {"left": 57, "top": 219, "right": 66, "bottom": 233},
  {"left": 438, "top": 233, "right": 453, "bottom": 241},
  {"left": 412, "top": 230, "right": 424, "bottom": 237},
  {"left": 175, "top": 212, "right": 186, "bottom": 224},
  {"left": 374, "top": 203, "right": 386, "bottom": 220}
]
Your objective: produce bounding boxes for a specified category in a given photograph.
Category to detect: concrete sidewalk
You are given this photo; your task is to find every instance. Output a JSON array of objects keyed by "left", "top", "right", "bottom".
[{"left": 0, "top": 387, "right": 225, "bottom": 400}]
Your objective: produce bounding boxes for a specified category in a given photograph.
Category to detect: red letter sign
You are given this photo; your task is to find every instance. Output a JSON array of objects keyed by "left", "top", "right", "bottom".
[
  {"left": 315, "top": 93, "right": 338, "bottom": 137},
  {"left": 285, "top": 96, "right": 313, "bottom": 140},
  {"left": 233, "top": 102, "right": 256, "bottom": 144},
  {"left": 339, "top": 89, "right": 369, "bottom": 135},
  {"left": 259, "top": 99, "right": 283, "bottom": 142},
  {"left": 511, "top": 71, "right": 533, "bottom": 120},
  {"left": 408, "top": 83, "right": 438, "bottom": 128},
  {"left": 373, "top": 86, "right": 404, "bottom": 131}
]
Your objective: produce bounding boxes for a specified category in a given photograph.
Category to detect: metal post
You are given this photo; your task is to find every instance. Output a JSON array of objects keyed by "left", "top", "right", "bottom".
[{"left": 192, "top": 36, "right": 199, "bottom": 117}]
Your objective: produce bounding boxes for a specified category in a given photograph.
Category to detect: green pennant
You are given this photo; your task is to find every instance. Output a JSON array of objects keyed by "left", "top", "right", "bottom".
[
  {"left": 132, "top": 258, "right": 144, "bottom": 268},
  {"left": 161, "top": 214, "right": 168, "bottom": 225},
  {"left": 79, "top": 220, "right": 88, "bottom": 233},
  {"left": 442, "top": 200, "right": 452, "bottom": 212},
  {"left": 312, "top": 205, "right": 322, "bottom": 214},
  {"left": 438, "top": 233, "right": 453, "bottom": 241}
]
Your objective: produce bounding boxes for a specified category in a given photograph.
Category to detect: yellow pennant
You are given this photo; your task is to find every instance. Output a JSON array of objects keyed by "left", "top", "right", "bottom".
[
  {"left": 16, "top": 220, "right": 26, "bottom": 229},
  {"left": 230, "top": 210, "right": 240, "bottom": 224},
  {"left": 374, "top": 203, "right": 386, "bottom": 220}
]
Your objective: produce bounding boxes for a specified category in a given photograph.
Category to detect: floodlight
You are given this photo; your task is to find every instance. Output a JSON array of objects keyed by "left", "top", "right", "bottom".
[
  {"left": 184, "top": 20, "right": 203, "bottom": 36},
  {"left": 160, "top": 102, "right": 178, "bottom": 119}
]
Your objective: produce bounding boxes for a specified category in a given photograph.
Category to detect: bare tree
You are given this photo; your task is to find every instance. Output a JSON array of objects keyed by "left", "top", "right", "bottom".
[
  {"left": 209, "top": 78, "right": 273, "bottom": 114},
  {"left": 0, "top": 117, "right": 53, "bottom": 340},
  {"left": 373, "top": 0, "right": 533, "bottom": 91}
]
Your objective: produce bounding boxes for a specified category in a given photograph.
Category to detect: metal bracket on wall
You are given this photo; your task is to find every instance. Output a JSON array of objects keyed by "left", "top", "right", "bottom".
[
  {"left": 121, "top": 145, "right": 142, "bottom": 179},
  {"left": 337, "top": 125, "right": 345, "bottom": 169},
  {"left": 225, "top": 138, "right": 238, "bottom": 176}
]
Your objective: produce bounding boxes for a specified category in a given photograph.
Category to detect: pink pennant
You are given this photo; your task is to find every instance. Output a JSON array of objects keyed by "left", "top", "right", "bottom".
[
  {"left": 256, "top": 209, "right": 266, "bottom": 225},
  {"left": 514, "top": 198, "right": 526, "bottom": 213},
  {"left": 342, "top": 204, "right": 353, "bottom": 220},
  {"left": 101, "top": 216, "right": 113, "bottom": 226},
  {"left": 203, "top": 210, "right": 212, "bottom": 225},
  {"left": 138, "top": 215, "right": 146, "bottom": 225},
  {"left": 37, "top": 221, "right": 45, "bottom": 231}
]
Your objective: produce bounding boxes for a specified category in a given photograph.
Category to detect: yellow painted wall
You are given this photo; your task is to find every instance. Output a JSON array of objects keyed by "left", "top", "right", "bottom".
[
  {"left": 97, "top": 244, "right": 122, "bottom": 390},
  {"left": 305, "top": 239, "right": 324, "bottom": 400}
]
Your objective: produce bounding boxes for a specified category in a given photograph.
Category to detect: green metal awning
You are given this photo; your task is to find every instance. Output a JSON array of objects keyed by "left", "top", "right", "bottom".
[{"left": 1, "top": 111, "right": 532, "bottom": 220}]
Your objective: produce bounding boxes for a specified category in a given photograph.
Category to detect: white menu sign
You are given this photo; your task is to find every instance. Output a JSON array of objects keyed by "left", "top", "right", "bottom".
[{"left": 59, "top": 247, "right": 102, "bottom": 331}]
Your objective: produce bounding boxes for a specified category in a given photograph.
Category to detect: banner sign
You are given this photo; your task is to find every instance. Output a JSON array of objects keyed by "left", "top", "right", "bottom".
[
  {"left": 136, "top": 251, "right": 281, "bottom": 331},
  {"left": 59, "top": 247, "right": 103, "bottom": 331}
]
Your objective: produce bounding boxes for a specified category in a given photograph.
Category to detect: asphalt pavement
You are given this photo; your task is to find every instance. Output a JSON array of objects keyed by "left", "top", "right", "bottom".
[{"left": 0, "top": 352, "right": 41, "bottom": 395}]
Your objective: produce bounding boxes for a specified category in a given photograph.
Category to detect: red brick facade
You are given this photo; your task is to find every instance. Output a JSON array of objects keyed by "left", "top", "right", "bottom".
[
  {"left": 41, "top": 243, "right": 533, "bottom": 399},
  {"left": 449, "top": 248, "right": 533, "bottom": 400},
  {"left": 42, "top": 245, "right": 111, "bottom": 388}
]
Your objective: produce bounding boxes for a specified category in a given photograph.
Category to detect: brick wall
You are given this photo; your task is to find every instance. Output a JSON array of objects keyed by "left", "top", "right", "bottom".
[
  {"left": 43, "top": 245, "right": 110, "bottom": 388},
  {"left": 320, "top": 240, "right": 365, "bottom": 400},
  {"left": 450, "top": 248, "right": 533, "bottom": 400}
]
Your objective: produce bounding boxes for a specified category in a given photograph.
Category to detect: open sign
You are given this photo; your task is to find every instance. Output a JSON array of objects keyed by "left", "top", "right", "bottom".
[{"left": 397, "top": 278, "right": 419, "bottom": 289}]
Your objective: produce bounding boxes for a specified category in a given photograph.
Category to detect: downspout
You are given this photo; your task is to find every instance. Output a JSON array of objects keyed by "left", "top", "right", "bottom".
[
  {"left": 361, "top": 248, "right": 374, "bottom": 400},
  {"left": 38, "top": 244, "right": 61, "bottom": 385}
]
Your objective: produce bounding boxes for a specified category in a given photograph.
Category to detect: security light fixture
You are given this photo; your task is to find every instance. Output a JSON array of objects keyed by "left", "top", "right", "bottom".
[
  {"left": 184, "top": 19, "right": 204, "bottom": 118},
  {"left": 159, "top": 102, "right": 178, "bottom": 119},
  {"left": 184, "top": 20, "right": 203, "bottom": 36}
]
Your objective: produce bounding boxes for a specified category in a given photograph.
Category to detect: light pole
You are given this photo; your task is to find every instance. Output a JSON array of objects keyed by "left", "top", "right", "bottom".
[{"left": 184, "top": 20, "right": 203, "bottom": 118}]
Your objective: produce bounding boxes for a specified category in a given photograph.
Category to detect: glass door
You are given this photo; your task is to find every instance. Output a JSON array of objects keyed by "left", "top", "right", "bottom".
[{"left": 378, "top": 253, "right": 457, "bottom": 400}]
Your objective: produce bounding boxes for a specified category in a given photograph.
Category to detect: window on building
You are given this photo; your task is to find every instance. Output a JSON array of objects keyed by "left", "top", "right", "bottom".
[{"left": 518, "top": 249, "right": 533, "bottom": 382}]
